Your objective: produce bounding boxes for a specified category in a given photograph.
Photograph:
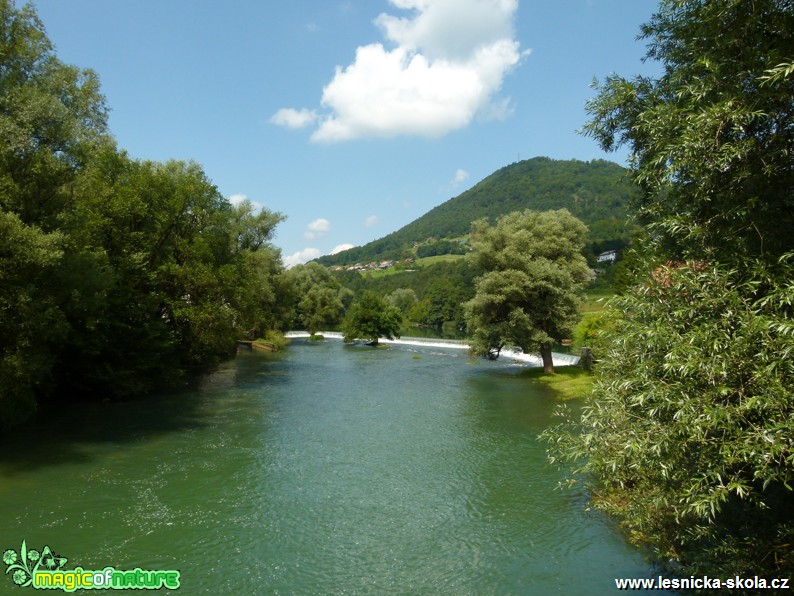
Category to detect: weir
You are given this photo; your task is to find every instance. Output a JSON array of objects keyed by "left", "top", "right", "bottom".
[{"left": 283, "top": 331, "right": 581, "bottom": 367}]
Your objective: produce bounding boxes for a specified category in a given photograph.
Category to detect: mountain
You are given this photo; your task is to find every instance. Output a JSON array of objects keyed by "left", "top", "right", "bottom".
[{"left": 317, "top": 157, "right": 639, "bottom": 266}]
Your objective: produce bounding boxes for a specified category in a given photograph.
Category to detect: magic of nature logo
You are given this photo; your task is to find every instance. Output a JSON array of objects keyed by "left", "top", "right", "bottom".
[{"left": 3, "top": 541, "right": 180, "bottom": 592}]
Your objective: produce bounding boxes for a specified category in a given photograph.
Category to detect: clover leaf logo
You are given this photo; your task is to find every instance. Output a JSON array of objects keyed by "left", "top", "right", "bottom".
[{"left": 3, "top": 541, "right": 67, "bottom": 587}]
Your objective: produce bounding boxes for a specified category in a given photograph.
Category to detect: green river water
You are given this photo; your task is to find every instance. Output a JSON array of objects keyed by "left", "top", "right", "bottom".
[{"left": 0, "top": 338, "right": 666, "bottom": 594}]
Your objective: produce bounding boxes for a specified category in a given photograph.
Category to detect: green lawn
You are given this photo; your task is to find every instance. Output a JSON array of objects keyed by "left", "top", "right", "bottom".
[
  {"left": 413, "top": 254, "right": 466, "bottom": 267},
  {"left": 522, "top": 366, "right": 594, "bottom": 400},
  {"left": 582, "top": 290, "right": 614, "bottom": 313}
]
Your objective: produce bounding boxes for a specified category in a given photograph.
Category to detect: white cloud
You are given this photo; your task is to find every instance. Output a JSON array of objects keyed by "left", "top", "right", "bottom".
[
  {"left": 376, "top": 0, "right": 518, "bottom": 61},
  {"left": 331, "top": 243, "right": 355, "bottom": 255},
  {"left": 227, "top": 193, "right": 263, "bottom": 211},
  {"left": 304, "top": 218, "right": 331, "bottom": 240},
  {"left": 364, "top": 215, "right": 379, "bottom": 227},
  {"left": 283, "top": 247, "right": 321, "bottom": 269},
  {"left": 308, "top": 218, "right": 331, "bottom": 232},
  {"left": 270, "top": 108, "right": 318, "bottom": 129},
  {"left": 275, "top": 0, "right": 526, "bottom": 142},
  {"left": 442, "top": 168, "right": 471, "bottom": 193}
]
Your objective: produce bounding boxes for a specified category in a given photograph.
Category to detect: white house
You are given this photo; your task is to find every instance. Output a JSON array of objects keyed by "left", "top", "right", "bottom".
[{"left": 596, "top": 249, "right": 618, "bottom": 264}]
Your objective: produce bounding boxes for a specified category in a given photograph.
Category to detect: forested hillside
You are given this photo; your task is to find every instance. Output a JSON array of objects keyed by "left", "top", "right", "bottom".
[{"left": 318, "top": 157, "right": 638, "bottom": 266}]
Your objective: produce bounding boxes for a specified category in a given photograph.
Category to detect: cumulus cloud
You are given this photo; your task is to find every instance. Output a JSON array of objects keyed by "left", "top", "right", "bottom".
[
  {"left": 273, "top": 0, "right": 527, "bottom": 142},
  {"left": 331, "top": 243, "right": 355, "bottom": 255},
  {"left": 283, "top": 247, "right": 321, "bottom": 269},
  {"left": 227, "top": 193, "right": 263, "bottom": 211},
  {"left": 270, "top": 108, "right": 318, "bottom": 129},
  {"left": 364, "top": 215, "right": 379, "bottom": 228},
  {"left": 304, "top": 218, "right": 331, "bottom": 240},
  {"left": 442, "top": 168, "right": 471, "bottom": 193}
]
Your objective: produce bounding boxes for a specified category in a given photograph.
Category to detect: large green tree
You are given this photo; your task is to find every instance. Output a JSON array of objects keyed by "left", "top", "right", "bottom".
[
  {"left": 342, "top": 291, "right": 401, "bottom": 346},
  {"left": 464, "top": 209, "right": 590, "bottom": 373},
  {"left": 0, "top": 1, "right": 288, "bottom": 425},
  {"left": 286, "top": 262, "right": 351, "bottom": 335},
  {"left": 582, "top": 0, "right": 794, "bottom": 263},
  {"left": 547, "top": 0, "right": 794, "bottom": 579}
]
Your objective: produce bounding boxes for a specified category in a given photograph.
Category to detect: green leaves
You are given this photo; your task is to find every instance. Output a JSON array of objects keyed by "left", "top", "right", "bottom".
[
  {"left": 342, "top": 291, "right": 402, "bottom": 345},
  {"left": 552, "top": 0, "right": 794, "bottom": 576},
  {"left": 585, "top": 0, "right": 794, "bottom": 263},
  {"left": 0, "top": 1, "right": 289, "bottom": 421},
  {"left": 464, "top": 209, "right": 590, "bottom": 372},
  {"left": 549, "top": 258, "right": 794, "bottom": 575}
]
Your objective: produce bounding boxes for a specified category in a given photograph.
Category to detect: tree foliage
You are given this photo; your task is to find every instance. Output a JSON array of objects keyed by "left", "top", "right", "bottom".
[
  {"left": 342, "top": 291, "right": 402, "bottom": 346},
  {"left": 547, "top": 0, "right": 794, "bottom": 580},
  {"left": 464, "top": 209, "right": 590, "bottom": 372},
  {"left": 549, "top": 259, "right": 794, "bottom": 576},
  {"left": 332, "top": 258, "right": 478, "bottom": 329},
  {"left": 0, "top": 1, "right": 287, "bottom": 426},
  {"left": 285, "top": 262, "right": 350, "bottom": 335},
  {"left": 582, "top": 0, "right": 794, "bottom": 263}
]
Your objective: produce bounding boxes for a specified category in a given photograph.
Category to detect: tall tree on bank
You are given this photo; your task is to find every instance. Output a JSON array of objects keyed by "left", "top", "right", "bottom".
[
  {"left": 546, "top": 0, "right": 794, "bottom": 579},
  {"left": 464, "top": 209, "right": 590, "bottom": 373},
  {"left": 0, "top": 1, "right": 288, "bottom": 426}
]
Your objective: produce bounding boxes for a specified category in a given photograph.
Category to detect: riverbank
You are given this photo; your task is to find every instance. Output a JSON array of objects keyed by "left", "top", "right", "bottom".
[{"left": 522, "top": 367, "right": 594, "bottom": 400}]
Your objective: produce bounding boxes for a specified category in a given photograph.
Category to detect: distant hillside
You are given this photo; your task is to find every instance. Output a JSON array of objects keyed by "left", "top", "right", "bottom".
[{"left": 317, "top": 157, "right": 639, "bottom": 266}]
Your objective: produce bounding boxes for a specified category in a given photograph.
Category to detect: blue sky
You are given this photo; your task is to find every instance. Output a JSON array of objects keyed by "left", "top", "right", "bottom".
[{"left": 33, "top": 0, "right": 661, "bottom": 266}]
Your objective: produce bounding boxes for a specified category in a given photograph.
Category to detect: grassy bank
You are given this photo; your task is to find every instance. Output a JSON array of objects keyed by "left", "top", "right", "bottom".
[{"left": 522, "top": 366, "right": 594, "bottom": 400}]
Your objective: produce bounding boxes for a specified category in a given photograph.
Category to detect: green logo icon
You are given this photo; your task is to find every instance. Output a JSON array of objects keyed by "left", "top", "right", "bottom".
[
  {"left": 3, "top": 541, "right": 180, "bottom": 591},
  {"left": 3, "top": 542, "right": 66, "bottom": 587}
]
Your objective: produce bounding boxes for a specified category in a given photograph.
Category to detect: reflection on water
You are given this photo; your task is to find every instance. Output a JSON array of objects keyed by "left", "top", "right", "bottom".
[{"left": 0, "top": 339, "right": 668, "bottom": 594}]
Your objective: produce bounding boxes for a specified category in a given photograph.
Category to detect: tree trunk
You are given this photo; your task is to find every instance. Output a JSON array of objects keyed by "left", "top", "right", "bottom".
[{"left": 540, "top": 343, "right": 554, "bottom": 374}]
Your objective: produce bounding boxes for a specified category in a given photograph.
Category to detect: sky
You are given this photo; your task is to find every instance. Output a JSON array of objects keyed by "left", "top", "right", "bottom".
[{"left": 32, "top": 0, "right": 662, "bottom": 267}]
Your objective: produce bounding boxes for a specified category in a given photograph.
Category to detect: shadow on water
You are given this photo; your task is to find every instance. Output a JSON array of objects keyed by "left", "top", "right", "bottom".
[{"left": 0, "top": 350, "right": 285, "bottom": 477}]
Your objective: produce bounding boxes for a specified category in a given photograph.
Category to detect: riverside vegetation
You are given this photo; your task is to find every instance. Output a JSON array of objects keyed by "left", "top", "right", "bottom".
[
  {"left": 544, "top": 0, "right": 794, "bottom": 582},
  {"left": 2, "top": 0, "right": 792, "bottom": 585}
]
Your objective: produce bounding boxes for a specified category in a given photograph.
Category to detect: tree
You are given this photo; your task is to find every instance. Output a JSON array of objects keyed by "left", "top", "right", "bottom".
[
  {"left": 0, "top": 1, "right": 290, "bottom": 423},
  {"left": 582, "top": 0, "right": 794, "bottom": 265},
  {"left": 464, "top": 209, "right": 590, "bottom": 373},
  {"left": 298, "top": 286, "right": 345, "bottom": 335},
  {"left": 385, "top": 288, "right": 418, "bottom": 317},
  {"left": 0, "top": 212, "right": 66, "bottom": 426},
  {"left": 550, "top": 259, "right": 794, "bottom": 577},
  {"left": 547, "top": 0, "right": 794, "bottom": 579},
  {"left": 0, "top": 0, "right": 110, "bottom": 227},
  {"left": 286, "top": 262, "right": 350, "bottom": 335},
  {"left": 342, "top": 291, "right": 401, "bottom": 346}
]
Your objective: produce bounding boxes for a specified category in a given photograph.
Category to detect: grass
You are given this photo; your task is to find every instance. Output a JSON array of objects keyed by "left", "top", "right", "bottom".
[
  {"left": 361, "top": 253, "right": 466, "bottom": 279},
  {"left": 522, "top": 366, "right": 594, "bottom": 400},
  {"left": 413, "top": 254, "right": 466, "bottom": 267},
  {"left": 582, "top": 290, "right": 614, "bottom": 314}
]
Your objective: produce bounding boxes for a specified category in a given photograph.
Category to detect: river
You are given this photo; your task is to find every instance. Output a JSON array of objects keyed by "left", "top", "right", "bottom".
[{"left": 0, "top": 338, "right": 666, "bottom": 594}]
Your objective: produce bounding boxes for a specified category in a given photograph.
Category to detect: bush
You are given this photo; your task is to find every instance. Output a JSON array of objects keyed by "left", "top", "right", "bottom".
[{"left": 545, "top": 258, "right": 794, "bottom": 578}]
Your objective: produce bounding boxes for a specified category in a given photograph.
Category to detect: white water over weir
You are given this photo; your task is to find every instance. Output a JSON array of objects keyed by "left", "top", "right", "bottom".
[{"left": 284, "top": 331, "right": 581, "bottom": 367}]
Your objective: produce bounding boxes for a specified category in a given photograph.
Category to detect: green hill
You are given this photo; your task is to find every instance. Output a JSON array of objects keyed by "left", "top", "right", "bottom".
[{"left": 317, "top": 157, "right": 638, "bottom": 266}]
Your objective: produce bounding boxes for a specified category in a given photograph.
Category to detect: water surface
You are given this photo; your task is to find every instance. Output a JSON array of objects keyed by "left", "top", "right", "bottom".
[{"left": 0, "top": 339, "right": 664, "bottom": 594}]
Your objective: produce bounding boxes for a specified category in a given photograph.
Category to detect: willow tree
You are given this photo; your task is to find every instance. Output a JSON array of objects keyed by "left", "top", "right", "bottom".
[
  {"left": 342, "top": 291, "right": 401, "bottom": 346},
  {"left": 464, "top": 209, "right": 590, "bottom": 373},
  {"left": 546, "top": 0, "right": 794, "bottom": 578}
]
